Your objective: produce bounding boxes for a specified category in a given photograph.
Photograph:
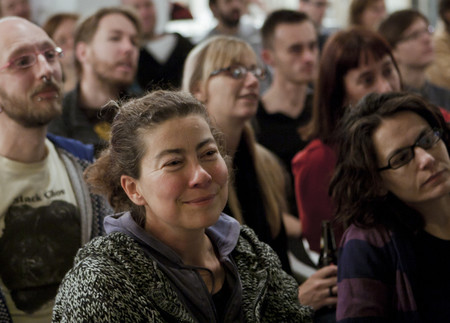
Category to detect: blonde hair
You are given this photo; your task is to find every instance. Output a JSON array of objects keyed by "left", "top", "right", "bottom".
[{"left": 182, "top": 36, "right": 285, "bottom": 237}]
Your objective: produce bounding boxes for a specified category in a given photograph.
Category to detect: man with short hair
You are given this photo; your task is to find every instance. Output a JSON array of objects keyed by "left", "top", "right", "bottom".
[
  {"left": 256, "top": 9, "right": 318, "bottom": 177},
  {"left": 0, "top": 17, "right": 110, "bottom": 322},
  {"left": 121, "top": 0, "right": 193, "bottom": 90},
  {"left": 205, "top": 0, "right": 261, "bottom": 54},
  {"left": 379, "top": 9, "right": 450, "bottom": 110},
  {"left": 48, "top": 7, "right": 140, "bottom": 154},
  {"left": 0, "top": 0, "right": 30, "bottom": 20}
]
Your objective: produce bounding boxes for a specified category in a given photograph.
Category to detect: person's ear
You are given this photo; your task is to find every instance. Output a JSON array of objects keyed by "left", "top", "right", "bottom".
[
  {"left": 76, "top": 42, "right": 88, "bottom": 65},
  {"left": 261, "top": 48, "right": 274, "bottom": 66},
  {"left": 121, "top": 175, "right": 146, "bottom": 206},
  {"left": 192, "top": 81, "right": 207, "bottom": 103}
]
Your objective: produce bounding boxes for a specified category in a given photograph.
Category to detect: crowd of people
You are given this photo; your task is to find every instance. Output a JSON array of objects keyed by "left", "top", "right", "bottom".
[{"left": 0, "top": 0, "right": 449, "bottom": 322}]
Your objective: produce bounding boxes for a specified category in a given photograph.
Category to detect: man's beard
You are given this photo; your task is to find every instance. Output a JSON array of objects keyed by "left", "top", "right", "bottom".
[
  {"left": 0, "top": 80, "right": 62, "bottom": 128},
  {"left": 91, "top": 53, "right": 135, "bottom": 92},
  {"left": 219, "top": 10, "right": 240, "bottom": 29}
]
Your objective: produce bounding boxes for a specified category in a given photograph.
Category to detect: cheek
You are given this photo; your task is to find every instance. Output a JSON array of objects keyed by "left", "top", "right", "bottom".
[{"left": 212, "top": 158, "right": 229, "bottom": 187}]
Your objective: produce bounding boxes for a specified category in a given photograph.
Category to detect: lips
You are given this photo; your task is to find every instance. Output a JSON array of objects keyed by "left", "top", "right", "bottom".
[
  {"left": 422, "top": 169, "right": 446, "bottom": 187},
  {"left": 33, "top": 85, "right": 61, "bottom": 101},
  {"left": 183, "top": 194, "right": 216, "bottom": 205},
  {"left": 239, "top": 93, "right": 258, "bottom": 101}
]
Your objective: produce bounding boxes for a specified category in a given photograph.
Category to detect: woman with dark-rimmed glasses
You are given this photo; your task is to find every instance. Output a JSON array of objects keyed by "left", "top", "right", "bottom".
[{"left": 330, "top": 92, "right": 450, "bottom": 322}]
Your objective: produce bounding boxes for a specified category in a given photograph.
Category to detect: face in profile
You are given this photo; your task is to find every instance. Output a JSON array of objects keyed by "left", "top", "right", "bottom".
[
  {"left": 343, "top": 54, "right": 401, "bottom": 106},
  {"left": 211, "top": 0, "right": 244, "bottom": 28},
  {"left": 81, "top": 13, "right": 139, "bottom": 88},
  {"left": 359, "top": 0, "right": 386, "bottom": 30},
  {"left": 122, "top": 115, "right": 229, "bottom": 236},
  {"left": 195, "top": 56, "right": 261, "bottom": 125},
  {"left": 373, "top": 111, "right": 450, "bottom": 207},
  {"left": 266, "top": 20, "right": 318, "bottom": 85},
  {"left": 393, "top": 17, "right": 434, "bottom": 70},
  {"left": 52, "top": 18, "right": 77, "bottom": 69},
  {"left": 122, "top": 0, "right": 156, "bottom": 38}
]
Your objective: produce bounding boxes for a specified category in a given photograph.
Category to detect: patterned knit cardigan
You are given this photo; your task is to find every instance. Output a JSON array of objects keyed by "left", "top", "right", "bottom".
[{"left": 52, "top": 226, "right": 313, "bottom": 322}]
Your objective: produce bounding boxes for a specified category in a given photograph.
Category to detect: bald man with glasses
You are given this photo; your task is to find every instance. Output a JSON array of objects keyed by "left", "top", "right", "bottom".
[{"left": 0, "top": 17, "right": 110, "bottom": 322}]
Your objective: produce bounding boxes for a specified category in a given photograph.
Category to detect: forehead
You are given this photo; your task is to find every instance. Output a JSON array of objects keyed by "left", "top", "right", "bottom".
[
  {"left": 404, "top": 17, "right": 427, "bottom": 32},
  {"left": 0, "top": 18, "right": 55, "bottom": 59},
  {"left": 274, "top": 21, "right": 316, "bottom": 43},
  {"left": 95, "top": 13, "right": 137, "bottom": 35},
  {"left": 143, "top": 115, "right": 213, "bottom": 154},
  {"left": 373, "top": 111, "right": 429, "bottom": 155}
]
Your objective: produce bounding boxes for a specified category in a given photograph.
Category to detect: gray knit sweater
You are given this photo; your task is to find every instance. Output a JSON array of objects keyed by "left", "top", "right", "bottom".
[{"left": 52, "top": 225, "right": 313, "bottom": 322}]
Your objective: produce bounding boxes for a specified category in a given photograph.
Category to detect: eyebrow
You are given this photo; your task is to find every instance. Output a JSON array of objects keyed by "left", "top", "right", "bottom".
[
  {"left": 154, "top": 137, "right": 216, "bottom": 161},
  {"left": 7, "top": 41, "right": 55, "bottom": 59},
  {"left": 386, "top": 127, "right": 430, "bottom": 159}
]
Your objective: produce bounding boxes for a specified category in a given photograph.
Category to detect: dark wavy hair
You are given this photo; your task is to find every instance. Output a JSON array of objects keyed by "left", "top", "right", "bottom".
[
  {"left": 84, "top": 90, "right": 227, "bottom": 226},
  {"left": 299, "top": 27, "right": 400, "bottom": 143},
  {"left": 330, "top": 92, "right": 450, "bottom": 233}
]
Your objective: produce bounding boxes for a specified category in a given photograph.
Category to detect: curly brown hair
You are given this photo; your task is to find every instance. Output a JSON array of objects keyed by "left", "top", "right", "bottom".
[{"left": 330, "top": 92, "right": 450, "bottom": 232}]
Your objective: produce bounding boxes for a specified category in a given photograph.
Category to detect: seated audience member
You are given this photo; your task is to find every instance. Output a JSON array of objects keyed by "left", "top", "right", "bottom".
[
  {"left": 293, "top": 27, "right": 401, "bottom": 254},
  {"left": 256, "top": 9, "right": 318, "bottom": 237},
  {"left": 0, "top": 0, "right": 30, "bottom": 19},
  {"left": 427, "top": 0, "right": 450, "bottom": 90},
  {"left": 183, "top": 36, "right": 337, "bottom": 314},
  {"left": 330, "top": 92, "right": 450, "bottom": 322},
  {"left": 43, "top": 13, "right": 79, "bottom": 93},
  {"left": 378, "top": 9, "right": 450, "bottom": 111},
  {"left": 203, "top": 0, "right": 261, "bottom": 55},
  {"left": 52, "top": 90, "right": 314, "bottom": 322},
  {"left": 0, "top": 17, "right": 110, "bottom": 322},
  {"left": 348, "top": 0, "right": 386, "bottom": 30},
  {"left": 121, "top": 0, "right": 193, "bottom": 90},
  {"left": 48, "top": 7, "right": 140, "bottom": 155},
  {"left": 298, "top": 0, "right": 334, "bottom": 50}
]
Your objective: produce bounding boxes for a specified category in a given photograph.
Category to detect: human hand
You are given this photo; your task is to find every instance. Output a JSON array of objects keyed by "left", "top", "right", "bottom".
[{"left": 298, "top": 264, "right": 338, "bottom": 310}]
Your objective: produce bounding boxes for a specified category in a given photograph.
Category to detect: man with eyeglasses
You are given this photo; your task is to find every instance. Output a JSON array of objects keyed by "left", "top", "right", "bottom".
[
  {"left": 48, "top": 7, "right": 141, "bottom": 156},
  {"left": 379, "top": 9, "right": 450, "bottom": 111},
  {"left": 0, "top": 17, "right": 111, "bottom": 322}
]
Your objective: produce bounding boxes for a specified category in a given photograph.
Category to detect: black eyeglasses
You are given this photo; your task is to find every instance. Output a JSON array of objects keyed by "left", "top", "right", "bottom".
[
  {"left": 378, "top": 128, "right": 443, "bottom": 171},
  {"left": 210, "top": 64, "right": 266, "bottom": 81},
  {"left": 0, "top": 47, "right": 64, "bottom": 71}
]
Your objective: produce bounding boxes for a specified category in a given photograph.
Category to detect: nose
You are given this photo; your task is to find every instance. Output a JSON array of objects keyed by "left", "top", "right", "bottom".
[
  {"left": 36, "top": 54, "right": 57, "bottom": 81},
  {"left": 375, "top": 76, "right": 393, "bottom": 94},
  {"left": 244, "top": 70, "right": 259, "bottom": 89},
  {"left": 414, "top": 146, "right": 436, "bottom": 170},
  {"left": 189, "top": 163, "right": 213, "bottom": 188}
]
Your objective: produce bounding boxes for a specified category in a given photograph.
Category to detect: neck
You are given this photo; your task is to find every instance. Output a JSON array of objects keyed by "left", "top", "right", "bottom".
[
  {"left": 410, "top": 195, "right": 450, "bottom": 239},
  {"left": 215, "top": 22, "right": 239, "bottom": 36},
  {"left": 399, "top": 64, "right": 427, "bottom": 89},
  {"left": 262, "top": 78, "right": 308, "bottom": 118},
  {"left": 79, "top": 74, "right": 123, "bottom": 110},
  {"left": 0, "top": 116, "right": 48, "bottom": 163},
  {"left": 146, "top": 223, "right": 224, "bottom": 293}
]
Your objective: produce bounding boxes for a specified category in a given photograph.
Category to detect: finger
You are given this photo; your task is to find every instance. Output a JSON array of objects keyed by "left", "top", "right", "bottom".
[{"left": 314, "top": 265, "right": 338, "bottom": 278}]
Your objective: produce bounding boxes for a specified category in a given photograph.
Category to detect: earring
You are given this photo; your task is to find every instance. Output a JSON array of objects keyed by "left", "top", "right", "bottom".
[{"left": 42, "top": 76, "right": 50, "bottom": 84}]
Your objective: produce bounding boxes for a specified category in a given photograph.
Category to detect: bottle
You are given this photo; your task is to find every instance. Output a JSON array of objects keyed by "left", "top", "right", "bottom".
[{"left": 317, "top": 220, "right": 337, "bottom": 268}]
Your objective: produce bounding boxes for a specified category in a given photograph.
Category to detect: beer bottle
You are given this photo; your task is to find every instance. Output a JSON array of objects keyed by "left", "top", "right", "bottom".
[{"left": 317, "top": 220, "right": 337, "bottom": 268}]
